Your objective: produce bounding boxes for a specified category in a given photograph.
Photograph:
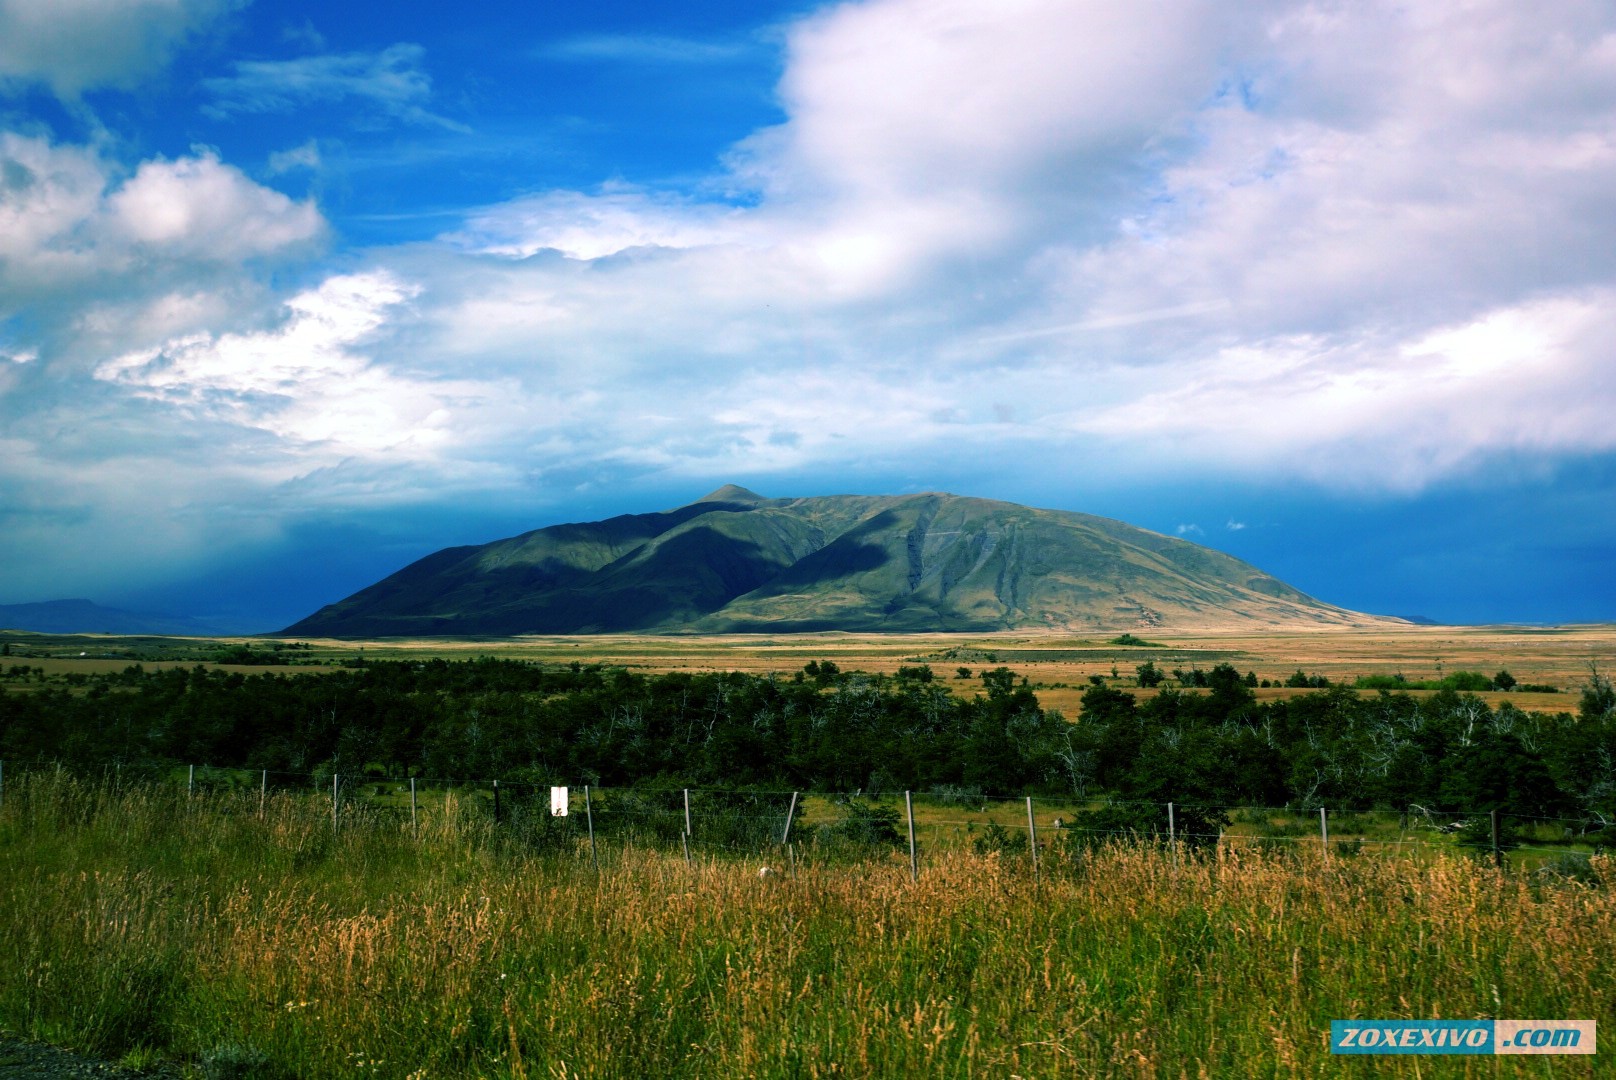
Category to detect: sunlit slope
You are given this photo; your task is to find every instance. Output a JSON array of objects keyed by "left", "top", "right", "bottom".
[{"left": 284, "top": 486, "right": 1391, "bottom": 636}]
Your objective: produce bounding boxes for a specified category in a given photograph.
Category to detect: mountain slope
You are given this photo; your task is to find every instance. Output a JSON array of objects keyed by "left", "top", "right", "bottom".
[
  {"left": 0, "top": 599, "right": 221, "bottom": 636},
  {"left": 283, "top": 487, "right": 1394, "bottom": 636}
]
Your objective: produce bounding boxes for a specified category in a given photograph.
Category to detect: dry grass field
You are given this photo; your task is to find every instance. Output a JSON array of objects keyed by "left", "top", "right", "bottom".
[{"left": 7, "top": 623, "right": 1612, "bottom": 716}]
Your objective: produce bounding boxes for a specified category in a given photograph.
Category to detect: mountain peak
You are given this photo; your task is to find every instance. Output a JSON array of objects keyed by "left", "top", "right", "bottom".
[
  {"left": 694, "top": 484, "right": 766, "bottom": 505},
  {"left": 283, "top": 488, "right": 1395, "bottom": 637}
]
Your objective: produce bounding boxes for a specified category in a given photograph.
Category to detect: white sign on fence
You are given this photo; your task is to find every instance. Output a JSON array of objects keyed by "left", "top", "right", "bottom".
[{"left": 550, "top": 786, "right": 569, "bottom": 817}]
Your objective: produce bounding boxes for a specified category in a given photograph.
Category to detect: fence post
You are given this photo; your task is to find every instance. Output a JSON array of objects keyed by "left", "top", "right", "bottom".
[
  {"left": 188, "top": 763, "right": 195, "bottom": 798},
  {"left": 332, "top": 773, "right": 339, "bottom": 832},
  {"left": 1491, "top": 808, "right": 1502, "bottom": 870},
  {"left": 258, "top": 769, "right": 267, "bottom": 819},
  {"left": 1167, "top": 801, "right": 1176, "bottom": 862},
  {"left": 585, "top": 784, "right": 598, "bottom": 871},
  {"left": 781, "top": 791, "right": 799, "bottom": 846},
  {"left": 1026, "top": 796, "right": 1039, "bottom": 877},
  {"left": 410, "top": 777, "right": 418, "bottom": 836},
  {"left": 493, "top": 779, "right": 501, "bottom": 825},
  {"left": 682, "top": 788, "right": 693, "bottom": 865},
  {"left": 1320, "top": 807, "right": 1330, "bottom": 860},
  {"left": 905, "top": 790, "right": 918, "bottom": 882}
]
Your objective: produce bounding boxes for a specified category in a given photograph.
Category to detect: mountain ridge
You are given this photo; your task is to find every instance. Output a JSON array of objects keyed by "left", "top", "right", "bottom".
[{"left": 283, "top": 488, "right": 1398, "bottom": 637}]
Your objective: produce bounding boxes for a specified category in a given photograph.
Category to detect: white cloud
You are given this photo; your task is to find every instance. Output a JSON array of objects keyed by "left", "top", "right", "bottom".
[
  {"left": 107, "top": 151, "right": 325, "bottom": 260},
  {"left": 267, "top": 140, "right": 321, "bottom": 175},
  {"left": 0, "top": 135, "right": 325, "bottom": 354},
  {"left": 94, "top": 272, "right": 511, "bottom": 459},
  {"left": 10, "top": 0, "right": 1616, "bottom": 608},
  {"left": 0, "top": 0, "right": 241, "bottom": 96},
  {"left": 450, "top": 188, "right": 745, "bottom": 261},
  {"left": 411, "top": 0, "right": 1616, "bottom": 493},
  {"left": 537, "top": 33, "right": 757, "bottom": 65},
  {"left": 201, "top": 44, "right": 469, "bottom": 131}
]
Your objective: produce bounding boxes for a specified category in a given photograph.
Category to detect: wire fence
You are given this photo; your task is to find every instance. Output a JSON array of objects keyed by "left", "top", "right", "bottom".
[{"left": 1, "top": 757, "right": 1611, "bottom": 879}]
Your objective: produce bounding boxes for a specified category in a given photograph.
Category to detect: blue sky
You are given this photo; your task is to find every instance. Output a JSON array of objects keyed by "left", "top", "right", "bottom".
[{"left": 2, "top": 0, "right": 1615, "bottom": 632}]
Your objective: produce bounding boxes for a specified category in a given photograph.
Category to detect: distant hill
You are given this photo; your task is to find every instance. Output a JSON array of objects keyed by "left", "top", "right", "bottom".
[
  {"left": 0, "top": 599, "right": 220, "bottom": 636},
  {"left": 283, "top": 487, "right": 1399, "bottom": 637}
]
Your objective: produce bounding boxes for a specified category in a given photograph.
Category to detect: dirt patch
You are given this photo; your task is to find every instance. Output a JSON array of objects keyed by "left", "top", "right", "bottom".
[{"left": 0, "top": 1039, "right": 180, "bottom": 1080}]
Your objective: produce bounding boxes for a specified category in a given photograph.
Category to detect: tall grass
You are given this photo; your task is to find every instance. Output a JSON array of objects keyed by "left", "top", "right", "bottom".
[{"left": 1, "top": 772, "right": 1611, "bottom": 1078}]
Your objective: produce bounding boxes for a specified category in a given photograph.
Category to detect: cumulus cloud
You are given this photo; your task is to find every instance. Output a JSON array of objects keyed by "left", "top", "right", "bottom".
[
  {"left": 95, "top": 273, "right": 515, "bottom": 460},
  {"left": 202, "top": 43, "right": 468, "bottom": 130},
  {"left": 0, "top": 134, "right": 324, "bottom": 326},
  {"left": 412, "top": 0, "right": 1616, "bottom": 493},
  {"left": 0, "top": 0, "right": 241, "bottom": 96},
  {"left": 9, "top": 0, "right": 1616, "bottom": 609}
]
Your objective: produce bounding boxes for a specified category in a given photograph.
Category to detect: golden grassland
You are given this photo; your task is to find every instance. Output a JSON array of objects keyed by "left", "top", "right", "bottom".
[
  {"left": 7, "top": 624, "right": 1614, "bottom": 713},
  {"left": 1, "top": 773, "right": 1613, "bottom": 1078}
]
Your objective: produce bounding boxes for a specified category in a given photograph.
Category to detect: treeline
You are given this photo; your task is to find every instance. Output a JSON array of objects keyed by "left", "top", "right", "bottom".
[
  {"left": 0, "top": 660, "right": 1065, "bottom": 794},
  {"left": 2, "top": 659, "right": 1614, "bottom": 821}
]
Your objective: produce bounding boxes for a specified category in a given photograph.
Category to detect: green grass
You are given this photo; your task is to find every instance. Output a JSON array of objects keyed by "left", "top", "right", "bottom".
[{"left": 1, "top": 773, "right": 1612, "bottom": 1078}]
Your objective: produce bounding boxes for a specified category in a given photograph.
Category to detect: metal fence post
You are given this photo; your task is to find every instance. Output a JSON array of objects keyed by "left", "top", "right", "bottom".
[
  {"left": 781, "top": 791, "right": 799, "bottom": 846},
  {"left": 1320, "top": 806, "right": 1330, "bottom": 860},
  {"left": 585, "top": 784, "right": 598, "bottom": 870},
  {"left": 682, "top": 788, "right": 693, "bottom": 865},
  {"left": 1167, "top": 801, "right": 1176, "bottom": 861},
  {"left": 905, "top": 790, "right": 918, "bottom": 882},
  {"left": 1026, "top": 796, "right": 1039, "bottom": 877},
  {"left": 493, "top": 779, "right": 501, "bottom": 825},
  {"left": 1491, "top": 808, "right": 1502, "bottom": 870},
  {"left": 259, "top": 769, "right": 267, "bottom": 819},
  {"left": 188, "top": 763, "right": 195, "bottom": 798}
]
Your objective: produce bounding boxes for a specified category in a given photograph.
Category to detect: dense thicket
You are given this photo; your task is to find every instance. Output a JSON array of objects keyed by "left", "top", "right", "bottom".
[{"left": 2, "top": 660, "right": 1613, "bottom": 818}]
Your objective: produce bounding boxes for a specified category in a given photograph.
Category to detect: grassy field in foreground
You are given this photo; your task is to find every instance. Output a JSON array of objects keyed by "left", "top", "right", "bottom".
[{"left": 1, "top": 774, "right": 1612, "bottom": 1078}]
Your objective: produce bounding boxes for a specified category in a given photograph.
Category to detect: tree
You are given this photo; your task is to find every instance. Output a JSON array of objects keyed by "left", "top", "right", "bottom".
[
  {"left": 1492, "top": 669, "right": 1516, "bottom": 692},
  {"left": 1135, "top": 661, "right": 1164, "bottom": 688}
]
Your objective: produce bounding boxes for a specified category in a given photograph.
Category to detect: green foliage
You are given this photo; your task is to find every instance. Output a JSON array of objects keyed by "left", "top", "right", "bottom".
[
  {"left": 970, "top": 821, "right": 1027, "bottom": 856},
  {"left": 1135, "top": 661, "right": 1164, "bottom": 688},
  {"left": 1107, "top": 634, "right": 1162, "bottom": 647},
  {"left": 1492, "top": 669, "right": 1517, "bottom": 692},
  {"left": 1066, "top": 802, "right": 1228, "bottom": 852},
  {"left": 1285, "top": 670, "right": 1331, "bottom": 688},
  {"left": 821, "top": 799, "right": 903, "bottom": 850}
]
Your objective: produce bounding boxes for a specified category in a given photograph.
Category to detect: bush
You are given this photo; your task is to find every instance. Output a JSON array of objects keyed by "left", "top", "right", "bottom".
[
  {"left": 1066, "top": 802, "right": 1228, "bottom": 852},
  {"left": 970, "top": 821, "right": 1028, "bottom": 856}
]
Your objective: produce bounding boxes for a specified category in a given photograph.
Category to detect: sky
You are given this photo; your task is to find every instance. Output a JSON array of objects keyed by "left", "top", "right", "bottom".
[{"left": 2, "top": 0, "right": 1615, "bottom": 632}]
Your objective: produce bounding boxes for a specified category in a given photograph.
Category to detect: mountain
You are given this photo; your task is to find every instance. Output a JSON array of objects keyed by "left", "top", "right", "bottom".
[
  {"left": 283, "top": 487, "right": 1395, "bottom": 637},
  {"left": 0, "top": 599, "right": 221, "bottom": 636}
]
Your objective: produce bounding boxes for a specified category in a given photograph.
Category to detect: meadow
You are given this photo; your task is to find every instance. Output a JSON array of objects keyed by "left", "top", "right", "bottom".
[
  {"left": 3, "top": 625, "right": 1614, "bottom": 1076},
  {"left": 1, "top": 770, "right": 1613, "bottom": 1078}
]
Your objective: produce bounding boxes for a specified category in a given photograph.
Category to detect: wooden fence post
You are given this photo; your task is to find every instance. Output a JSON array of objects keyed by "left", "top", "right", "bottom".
[
  {"left": 332, "top": 773, "right": 339, "bottom": 832},
  {"left": 1491, "top": 809, "right": 1502, "bottom": 870},
  {"left": 259, "top": 769, "right": 267, "bottom": 819},
  {"left": 410, "top": 777, "right": 418, "bottom": 836},
  {"left": 1320, "top": 806, "right": 1330, "bottom": 859}
]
